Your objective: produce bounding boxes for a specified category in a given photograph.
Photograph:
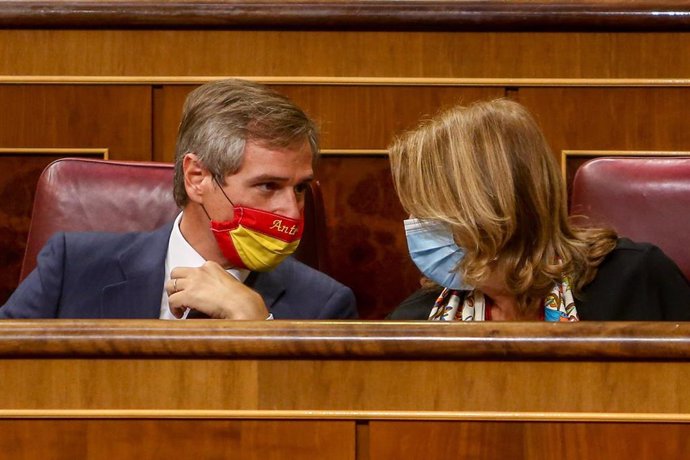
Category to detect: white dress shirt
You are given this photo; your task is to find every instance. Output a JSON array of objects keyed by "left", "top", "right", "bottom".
[{"left": 159, "top": 212, "right": 249, "bottom": 320}]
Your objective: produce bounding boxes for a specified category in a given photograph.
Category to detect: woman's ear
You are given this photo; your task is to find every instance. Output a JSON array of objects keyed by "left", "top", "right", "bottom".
[{"left": 183, "top": 153, "right": 210, "bottom": 203}]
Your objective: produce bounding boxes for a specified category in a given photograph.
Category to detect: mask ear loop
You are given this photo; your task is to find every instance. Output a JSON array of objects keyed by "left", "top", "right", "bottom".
[
  {"left": 213, "top": 176, "right": 236, "bottom": 206},
  {"left": 202, "top": 176, "right": 236, "bottom": 222},
  {"left": 200, "top": 204, "right": 213, "bottom": 221}
]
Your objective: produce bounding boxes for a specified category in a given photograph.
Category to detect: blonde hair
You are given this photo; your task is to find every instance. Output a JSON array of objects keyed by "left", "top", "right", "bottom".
[{"left": 389, "top": 99, "right": 616, "bottom": 315}]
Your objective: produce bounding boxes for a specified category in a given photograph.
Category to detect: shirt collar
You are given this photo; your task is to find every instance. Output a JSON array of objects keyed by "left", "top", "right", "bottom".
[{"left": 168, "top": 212, "right": 249, "bottom": 282}]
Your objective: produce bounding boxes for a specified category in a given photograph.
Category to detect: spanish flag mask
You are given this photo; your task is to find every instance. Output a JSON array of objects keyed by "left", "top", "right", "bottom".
[{"left": 207, "top": 179, "right": 303, "bottom": 272}]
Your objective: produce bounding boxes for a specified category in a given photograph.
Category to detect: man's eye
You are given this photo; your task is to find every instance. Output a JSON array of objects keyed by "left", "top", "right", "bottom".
[
  {"left": 257, "top": 183, "right": 278, "bottom": 191},
  {"left": 294, "top": 183, "right": 309, "bottom": 194}
]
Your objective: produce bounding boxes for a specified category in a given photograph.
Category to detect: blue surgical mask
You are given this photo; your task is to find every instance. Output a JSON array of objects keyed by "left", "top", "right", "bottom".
[{"left": 404, "top": 218, "right": 469, "bottom": 290}]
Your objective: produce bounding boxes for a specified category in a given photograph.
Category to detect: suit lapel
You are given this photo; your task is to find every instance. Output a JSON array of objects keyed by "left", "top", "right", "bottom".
[
  {"left": 98, "top": 222, "right": 288, "bottom": 318},
  {"left": 100, "top": 224, "right": 173, "bottom": 319},
  {"left": 246, "top": 271, "right": 286, "bottom": 311}
]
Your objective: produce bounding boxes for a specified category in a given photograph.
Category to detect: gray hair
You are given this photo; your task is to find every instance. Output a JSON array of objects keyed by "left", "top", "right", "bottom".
[{"left": 173, "top": 79, "right": 319, "bottom": 207}]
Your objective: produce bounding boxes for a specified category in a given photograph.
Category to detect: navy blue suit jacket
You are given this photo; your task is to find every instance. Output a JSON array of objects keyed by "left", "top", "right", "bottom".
[{"left": 1, "top": 223, "right": 357, "bottom": 319}]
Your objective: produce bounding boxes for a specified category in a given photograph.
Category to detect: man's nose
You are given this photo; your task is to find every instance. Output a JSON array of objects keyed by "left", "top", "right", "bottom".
[{"left": 276, "top": 190, "right": 302, "bottom": 219}]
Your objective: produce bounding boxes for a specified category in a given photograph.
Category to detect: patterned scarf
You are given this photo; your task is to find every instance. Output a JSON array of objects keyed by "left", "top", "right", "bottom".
[{"left": 428, "top": 277, "right": 578, "bottom": 321}]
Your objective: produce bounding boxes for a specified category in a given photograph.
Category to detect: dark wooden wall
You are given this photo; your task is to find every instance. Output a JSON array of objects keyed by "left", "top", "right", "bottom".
[{"left": 2, "top": 2, "right": 690, "bottom": 317}]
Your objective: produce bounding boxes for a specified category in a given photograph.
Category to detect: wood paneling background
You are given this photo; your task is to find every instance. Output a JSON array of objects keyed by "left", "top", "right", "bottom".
[
  {"left": 0, "top": 85, "right": 151, "bottom": 158},
  {"left": 5, "top": 31, "right": 690, "bottom": 78},
  {"left": 2, "top": 3, "right": 690, "bottom": 316},
  {"left": 0, "top": 85, "right": 153, "bottom": 305},
  {"left": 516, "top": 87, "right": 690, "bottom": 156},
  {"left": 152, "top": 85, "right": 505, "bottom": 158}
]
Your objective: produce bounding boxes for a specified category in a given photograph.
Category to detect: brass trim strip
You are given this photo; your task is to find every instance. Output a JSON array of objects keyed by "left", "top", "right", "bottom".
[
  {"left": 320, "top": 149, "right": 387, "bottom": 156},
  {"left": 0, "top": 147, "right": 109, "bottom": 160},
  {"left": 561, "top": 149, "right": 690, "bottom": 179},
  {"left": 1, "top": 409, "right": 690, "bottom": 423},
  {"left": 4, "top": 76, "right": 690, "bottom": 87}
]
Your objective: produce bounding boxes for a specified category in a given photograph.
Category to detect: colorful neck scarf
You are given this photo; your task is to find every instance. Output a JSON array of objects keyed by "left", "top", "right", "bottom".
[{"left": 428, "top": 277, "right": 578, "bottom": 321}]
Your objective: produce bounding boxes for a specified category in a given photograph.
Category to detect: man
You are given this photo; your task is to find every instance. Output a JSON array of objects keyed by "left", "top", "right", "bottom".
[{"left": 1, "top": 79, "right": 357, "bottom": 320}]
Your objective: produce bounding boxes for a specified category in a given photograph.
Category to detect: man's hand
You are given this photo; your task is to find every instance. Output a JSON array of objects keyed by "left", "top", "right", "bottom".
[{"left": 166, "top": 261, "right": 269, "bottom": 319}]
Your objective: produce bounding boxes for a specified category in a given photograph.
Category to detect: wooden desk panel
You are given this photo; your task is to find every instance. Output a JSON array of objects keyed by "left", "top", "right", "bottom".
[
  {"left": 369, "top": 421, "right": 690, "bottom": 460},
  {"left": 1, "top": 321, "right": 690, "bottom": 458},
  {"left": 0, "top": 420, "right": 354, "bottom": 460},
  {"left": 2, "top": 358, "right": 688, "bottom": 414},
  {"left": 1, "top": 320, "right": 690, "bottom": 414}
]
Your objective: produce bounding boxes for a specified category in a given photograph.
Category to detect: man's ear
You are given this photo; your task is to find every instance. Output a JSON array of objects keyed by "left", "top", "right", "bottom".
[{"left": 183, "top": 153, "right": 210, "bottom": 203}]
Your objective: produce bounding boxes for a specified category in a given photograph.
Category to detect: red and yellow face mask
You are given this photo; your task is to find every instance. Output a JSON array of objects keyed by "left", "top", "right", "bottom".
[
  {"left": 210, "top": 206, "right": 303, "bottom": 272},
  {"left": 207, "top": 177, "right": 303, "bottom": 272}
]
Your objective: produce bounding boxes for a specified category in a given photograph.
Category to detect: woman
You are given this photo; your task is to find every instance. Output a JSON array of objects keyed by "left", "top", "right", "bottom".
[{"left": 388, "top": 99, "right": 690, "bottom": 321}]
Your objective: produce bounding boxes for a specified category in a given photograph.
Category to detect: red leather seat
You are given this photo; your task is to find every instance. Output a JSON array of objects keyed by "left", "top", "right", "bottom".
[
  {"left": 570, "top": 157, "right": 690, "bottom": 280},
  {"left": 20, "top": 158, "right": 328, "bottom": 281}
]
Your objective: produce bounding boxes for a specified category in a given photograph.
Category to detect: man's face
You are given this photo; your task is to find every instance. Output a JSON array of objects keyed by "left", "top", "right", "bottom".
[{"left": 208, "top": 140, "right": 314, "bottom": 220}]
